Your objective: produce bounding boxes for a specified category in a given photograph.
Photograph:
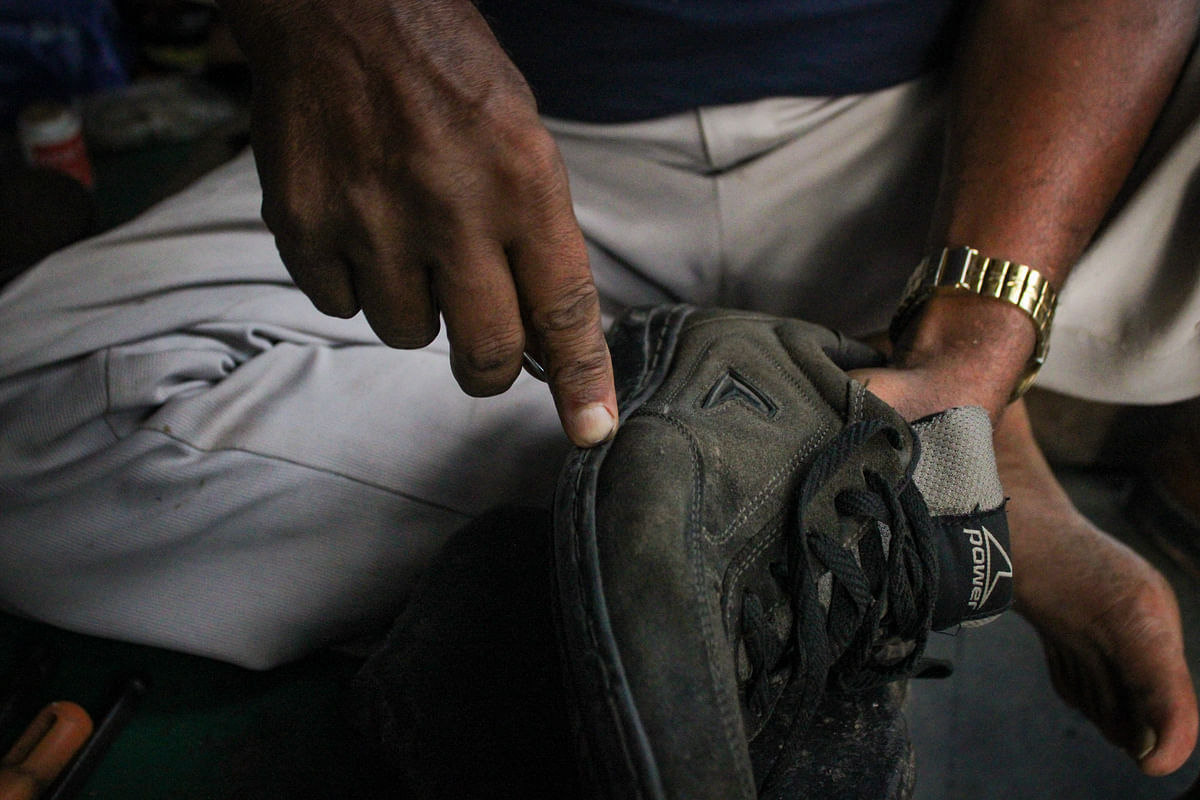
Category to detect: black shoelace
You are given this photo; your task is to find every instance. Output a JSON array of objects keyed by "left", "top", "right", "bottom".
[{"left": 743, "top": 418, "right": 938, "bottom": 718}]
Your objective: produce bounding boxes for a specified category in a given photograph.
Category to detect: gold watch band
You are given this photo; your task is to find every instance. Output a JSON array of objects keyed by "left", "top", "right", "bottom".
[{"left": 889, "top": 246, "right": 1058, "bottom": 401}]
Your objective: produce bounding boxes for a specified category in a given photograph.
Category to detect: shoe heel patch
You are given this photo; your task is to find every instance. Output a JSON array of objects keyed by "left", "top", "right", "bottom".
[{"left": 930, "top": 506, "right": 1013, "bottom": 630}]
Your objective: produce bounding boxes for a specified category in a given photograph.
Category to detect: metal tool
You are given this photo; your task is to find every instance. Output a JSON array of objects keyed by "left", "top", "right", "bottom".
[
  {"left": 43, "top": 674, "right": 149, "bottom": 800},
  {"left": 522, "top": 351, "right": 548, "bottom": 382}
]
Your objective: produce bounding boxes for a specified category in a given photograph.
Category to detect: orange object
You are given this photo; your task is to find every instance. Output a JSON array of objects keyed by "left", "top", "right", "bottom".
[{"left": 0, "top": 702, "right": 93, "bottom": 800}]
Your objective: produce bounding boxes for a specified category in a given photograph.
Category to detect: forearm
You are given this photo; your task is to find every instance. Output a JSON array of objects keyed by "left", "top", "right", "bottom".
[
  {"left": 935, "top": 0, "right": 1196, "bottom": 272},
  {"left": 893, "top": 0, "right": 1199, "bottom": 413}
]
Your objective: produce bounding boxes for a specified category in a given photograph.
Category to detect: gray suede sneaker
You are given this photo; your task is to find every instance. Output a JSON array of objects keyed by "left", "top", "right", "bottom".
[{"left": 553, "top": 305, "right": 1011, "bottom": 800}]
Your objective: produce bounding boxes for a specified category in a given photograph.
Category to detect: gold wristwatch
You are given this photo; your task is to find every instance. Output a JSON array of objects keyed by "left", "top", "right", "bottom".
[{"left": 889, "top": 246, "right": 1058, "bottom": 401}]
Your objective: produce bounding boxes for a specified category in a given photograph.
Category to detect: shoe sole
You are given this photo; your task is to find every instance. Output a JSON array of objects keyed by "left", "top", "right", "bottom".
[{"left": 553, "top": 304, "right": 694, "bottom": 800}]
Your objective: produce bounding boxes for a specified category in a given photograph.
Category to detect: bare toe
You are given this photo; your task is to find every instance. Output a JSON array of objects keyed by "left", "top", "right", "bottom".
[
  {"left": 997, "top": 402, "right": 1198, "bottom": 775},
  {"left": 1016, "top": 515, "right": 1197, "bottom": 774},
  {"left": 1094, "top": 565, "right": 1197, "bottom": 775}
]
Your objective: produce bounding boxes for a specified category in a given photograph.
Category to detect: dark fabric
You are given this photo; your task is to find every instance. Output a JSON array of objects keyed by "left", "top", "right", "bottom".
[
  {"left": 478, "top": 0, "right": 966, "bottom": 122},
  {"left": 351, "top": 506, "right": 580, "bottom": 799}
]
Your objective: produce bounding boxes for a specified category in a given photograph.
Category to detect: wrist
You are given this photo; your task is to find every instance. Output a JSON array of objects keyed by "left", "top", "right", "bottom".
[
  {"left": 892, "top": 292, "right": 1037, "bottom": 412},
  {"left": 891, "top": 295, "right": 1035, "bottom": 421},
  {"left": 890, "top": 246, "right": 1057, "bottom": 407}
]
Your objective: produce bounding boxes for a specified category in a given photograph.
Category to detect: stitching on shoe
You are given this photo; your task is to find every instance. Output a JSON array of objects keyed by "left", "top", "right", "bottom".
[
  {"left": 678, "top": 413, "right": 759, "bottom": 796},
  {"left": 706, "top": 428, "right": 830, "bottom": 547},
  {"left": 662, "top": 305, "right": 758, "bottom": 795},
  {"left": 849, "top": 383, "right": 866, "bottom": 423},
  {"left": 632, "top": 407, "right": 827, "bottom": 548},
  {"left": 609, "top": 406, "right": 756, "bottom": 795},
  {"left": 722, "top": 510, "right": 787, "bottom": 634},
  {"left": 660, "top": 337, "right": 711, "bottom": 407},
  {"left": 638, "top": 326, "right": 838, "bottom": 549},
  {"left": 661, "top": 334, "right": 812, "bottom": 409}
]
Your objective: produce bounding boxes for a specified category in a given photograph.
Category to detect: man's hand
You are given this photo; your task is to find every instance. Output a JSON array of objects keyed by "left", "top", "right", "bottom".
[
  {"left": 220, "top": 0, "right": 617, "bottom": 447},
  {"left": 851, "top": 293, "right": 1037, "bottom": 423}
]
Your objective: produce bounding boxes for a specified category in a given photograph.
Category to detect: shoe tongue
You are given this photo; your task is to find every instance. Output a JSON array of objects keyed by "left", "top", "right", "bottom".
[
  {"left": 910, "top": 407, "right": 1013, "bottom": 631},
  {"left": 911, "top": 406, "right": 1004, "bottom": 516}
]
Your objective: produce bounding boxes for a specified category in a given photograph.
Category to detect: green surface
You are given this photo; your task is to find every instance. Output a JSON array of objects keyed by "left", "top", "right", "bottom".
[{"left": 0, "top": 614, "right": 393, "bottom": 799}]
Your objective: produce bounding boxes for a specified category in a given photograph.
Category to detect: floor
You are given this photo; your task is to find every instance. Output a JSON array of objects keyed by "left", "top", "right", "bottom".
[{"left": 908, "top": 469, "right": 1200, "bottom": 800}]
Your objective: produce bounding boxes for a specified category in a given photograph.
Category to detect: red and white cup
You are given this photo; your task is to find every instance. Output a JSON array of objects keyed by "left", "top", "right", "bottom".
[{"left": 17, "top": 101, "right": 95, "bottom": 189}]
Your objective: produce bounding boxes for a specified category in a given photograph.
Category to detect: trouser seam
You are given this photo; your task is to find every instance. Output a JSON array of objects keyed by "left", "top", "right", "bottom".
[{"left": 132, "top": 426, "right": 475, "bottom": 518}]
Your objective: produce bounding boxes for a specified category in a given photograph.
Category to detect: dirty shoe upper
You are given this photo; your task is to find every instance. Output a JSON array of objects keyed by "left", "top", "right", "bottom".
[{"left": 553, "top": 305, "right": 1011, "bottom": 800}]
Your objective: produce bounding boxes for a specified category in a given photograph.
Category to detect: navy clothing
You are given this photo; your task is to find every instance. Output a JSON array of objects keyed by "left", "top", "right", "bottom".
[{"left": 478, "top": 1, "right": 965, "bottom": 122}]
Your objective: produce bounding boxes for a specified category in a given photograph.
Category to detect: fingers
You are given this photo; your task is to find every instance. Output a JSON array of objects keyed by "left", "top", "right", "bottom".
[
  {"left": 271, "top": 183, "right": 614, "bottom": 449},
  {"left": 267, "top": 159, "right": 614, "bottom": 446},
  {"left": 432, "top": 241, "right": 526, "bottom": 396},
  {"left": 478, "top": 131, "right": 616, "bottom": 447},
  {"left": 510, "top": 226, "right": 616, "bottom": 448},
  {"left": 257, "top": 147, "right": 362, "bottom": 320},
  {"left": 248, "top": 45, "right": 614, "bottom": 446},
  {"left": 274, "top": 240, "right": 360, "bottom": 319}
]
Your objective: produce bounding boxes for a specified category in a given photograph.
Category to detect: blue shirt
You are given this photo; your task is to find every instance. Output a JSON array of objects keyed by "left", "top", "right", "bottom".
[{"left": 477, "top": 1, "right": 964, "bottom": 122}]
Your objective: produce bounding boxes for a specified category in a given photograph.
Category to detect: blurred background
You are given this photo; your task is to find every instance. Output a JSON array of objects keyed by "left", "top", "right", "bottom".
[{"left": 1, "top": 0, "right": 250, "bottom": 289}]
